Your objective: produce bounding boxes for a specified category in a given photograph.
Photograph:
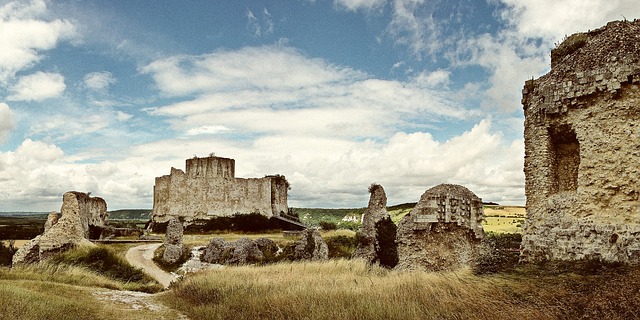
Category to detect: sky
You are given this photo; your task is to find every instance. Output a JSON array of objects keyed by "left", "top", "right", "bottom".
[{"left": 0, "top": 0, "right": 638, "bottom": 211}]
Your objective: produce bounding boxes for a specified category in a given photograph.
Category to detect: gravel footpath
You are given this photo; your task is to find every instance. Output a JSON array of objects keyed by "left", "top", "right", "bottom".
[{"left": 125, "top": 243, "right": 179, "bottom": 289}]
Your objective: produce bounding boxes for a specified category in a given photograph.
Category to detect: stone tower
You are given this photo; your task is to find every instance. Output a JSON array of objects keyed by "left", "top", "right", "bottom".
[{"left": 521, "top": 20, "right": 640, "bottom": 262}]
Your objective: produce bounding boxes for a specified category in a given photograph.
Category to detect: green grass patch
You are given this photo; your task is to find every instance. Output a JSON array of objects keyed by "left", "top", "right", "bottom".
[{"left": 48, "top": 245, "right": 161, "bottom": 292}]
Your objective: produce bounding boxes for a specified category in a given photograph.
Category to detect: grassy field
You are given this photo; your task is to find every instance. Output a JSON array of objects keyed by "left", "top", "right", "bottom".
[
  {"left": 4, "top": 226, "right": 640, "bottom": 319},
  {"left": 482, "top": 205, "right": 526, "bottom": 234},
  {"left": 162, "top": 259, "right": 640, "bottom": 320}
]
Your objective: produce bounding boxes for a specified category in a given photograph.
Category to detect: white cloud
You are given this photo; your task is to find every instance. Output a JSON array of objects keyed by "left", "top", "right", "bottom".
[
  {"left": 499, "top": 0, "right": 640, "bottom": 41},
  {"left": 84, "top": 71, "right": 116, "bottom": 90},
  {"left": 387, "top": 0, "right": 438, "bottom": 57},
  {"left": 122, "top": 118, "right": 525, "bottom": 208},
  {"left": 186, "top": 125, "right": 232, "bottom": 136},
  {"left": 247, "top": 8, "right": 274, "bottom": 37},
  {"left": 413, "top": 69, "right": 451, "bottom": 88},
  {"left": 0, "top": 139, "right": 165, "bottom": 211},
  {"left": 0, "top": 0, "right": 76, "bottom": 84},
  {"left": 0, "top": 103, "right": 14, "bottom": 143},
  {"left": 335, "top": 0, "right": 386, "bottom": 11},
  {"left": 142, "top": 45, "right": 475, "bottom": 140},
  {"left": 8, "top": 71, "right": 66, "bottom": 101}
]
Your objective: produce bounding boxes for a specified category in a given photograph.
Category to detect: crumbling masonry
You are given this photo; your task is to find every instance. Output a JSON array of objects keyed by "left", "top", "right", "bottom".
[
  {"left": 521, "top": 20, "right": 640, "bottom": 262},
  {"left": 396, "top": 184, "right": 485, "bottom": 271},
  {"left": 151, "top": 156, "right": 289, "bottom": 225}
]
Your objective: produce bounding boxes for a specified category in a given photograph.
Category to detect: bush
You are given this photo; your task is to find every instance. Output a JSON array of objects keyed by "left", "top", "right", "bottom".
[
  {"left": 325, "top": 235, "right": 357, "bottom": 259},
  {"left": 49, "top": 245, "right": 154, "bottom": 284},
  {"left": 319, "top": 220, "right": 338, "bottom": 231},
  {"left": 0, "top": 241, "right": 17, "bottom": 266},
  {"left": 338, "top": 221, "right": 360, "bottom": 231}
]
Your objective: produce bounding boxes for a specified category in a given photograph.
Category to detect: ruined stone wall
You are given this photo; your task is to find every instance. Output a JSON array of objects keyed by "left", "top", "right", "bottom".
[
  {"left": 13, "top": 191, "right": 107, "bottom": 264},
  {"left": 152, "top": 156, "right": 289, "bottom": 224},
  {"left": 396, "top": 184, "right": 485, "bottom": 271},
  {"left": 521, "top": 20, "right": 640, "bottom": 262}
]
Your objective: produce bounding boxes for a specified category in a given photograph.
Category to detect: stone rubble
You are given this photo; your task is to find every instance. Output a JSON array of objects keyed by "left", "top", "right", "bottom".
[
  {"left": 396, "top": 184, "right": 485, "bottom": 271},
  {"left": 162, "top": 218, "right": 184, "bottom": 264}
]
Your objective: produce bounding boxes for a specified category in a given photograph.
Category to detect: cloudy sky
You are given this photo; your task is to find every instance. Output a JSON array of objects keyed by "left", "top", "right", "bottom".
[{"left": 0, "top": 0, "right": 637, "bottom": 211}]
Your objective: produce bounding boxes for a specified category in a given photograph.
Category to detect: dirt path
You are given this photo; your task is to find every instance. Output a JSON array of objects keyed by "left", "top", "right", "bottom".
[
  {"left": 93, "top": 289, "right": 189, "bottom": 319},
  {"left": 125, "top": 243, "right": 179, "bottom": 289}
]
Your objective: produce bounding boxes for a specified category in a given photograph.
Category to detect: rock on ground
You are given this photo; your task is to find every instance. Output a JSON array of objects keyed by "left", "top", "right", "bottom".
[
  {"left": 291, "top": 229, "right": 328, "bottom": 261},
  {"left": 201, "top": 237, "right": 264, "bottom": 265},
  {"left": 162, "top": 218, "right": 184, "bottom": 264}
]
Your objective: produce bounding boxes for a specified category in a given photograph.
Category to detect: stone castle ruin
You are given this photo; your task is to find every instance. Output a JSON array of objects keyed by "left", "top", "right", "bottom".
[
  {"left": 13, "top": 191, "right": 108, "bottom": 265},
  {"left": 396, "top": 184, "right": 485, "bottom": 271},
  {"left": 151, "top": 156, "right": 292, "bottom": 228},
  {"left": 521, "top": 20, "right": 640, "bottom": 262},
  {"left": 352, "top": 184, "right": 398, "bottom": 268}
]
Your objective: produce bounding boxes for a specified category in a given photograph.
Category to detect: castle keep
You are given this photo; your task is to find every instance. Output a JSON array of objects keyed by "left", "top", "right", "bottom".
[
  {"left": 151, "top": 156, "right": 289, "bottom": 224},
  {"left": 521, "top": 21, "right": 640, "bottom": 262}
]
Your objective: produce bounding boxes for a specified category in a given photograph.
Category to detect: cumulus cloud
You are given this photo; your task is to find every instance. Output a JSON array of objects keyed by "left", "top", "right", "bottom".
[
  {"left": 0, "top": 0, "right": 76, "bottom": 84},
  {"left": 122, "top": 118, "right": 525, "bottom": 207},
  {"left": 499, "top": 0, "right": 640, "bottom": 41},
  {"left": 0, "top": 139, "right": 167, "bottom": 211},
  {"left": 8, "top": 71, "right": 66, "bottom": 101},
  {"left": 0, "top": 103, "right": 14, "bottom": 143},
  {"left": 84, "top": 71, "right": 116, "bottom": 90}
]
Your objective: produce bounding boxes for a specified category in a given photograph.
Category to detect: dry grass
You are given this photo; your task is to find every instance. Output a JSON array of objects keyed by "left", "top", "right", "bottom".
[
  {"left": 0, "top": 280, "right": 112, "bottom": 320},
  {"left": 162, "top": 259, "right": 640, "bottom": 320}
]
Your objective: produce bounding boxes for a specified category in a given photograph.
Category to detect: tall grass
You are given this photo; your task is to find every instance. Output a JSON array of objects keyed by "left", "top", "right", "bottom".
[
  {"left": 48, "top": 245, "right": 162, "bottom": 292},
  {"left": 163, "top": 259, "right": 640, "bottom": 320},
  {"left": 2, "top": 245, "right": 162, "bottom": 293}
]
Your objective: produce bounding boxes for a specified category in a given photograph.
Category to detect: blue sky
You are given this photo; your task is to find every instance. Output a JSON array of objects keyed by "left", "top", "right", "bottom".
[{"left": 0, "top": 0, "right": 637, "bottom": 211}]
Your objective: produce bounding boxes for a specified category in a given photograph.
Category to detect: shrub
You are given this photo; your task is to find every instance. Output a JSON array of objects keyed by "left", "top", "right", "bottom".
[
  {"left": 49, "top": 245, "right": 154, "bottom": 284},
  {"left": 338, "top": 221, "right": 360, "bottom": 231},
  {"left": 325, "top": 235, "right": 357, "bottom": 259},
  {"left": 0, "top": 241, "right": 17, "bottom": 266},
  {"left": 319, "top": 220, "right": 338, "bottom": 231}
]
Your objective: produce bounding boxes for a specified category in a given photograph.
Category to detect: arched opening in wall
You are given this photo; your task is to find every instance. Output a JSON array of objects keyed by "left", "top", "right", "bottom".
[{"left": 549, "top": 124, "right": 580, "bottom": 193}]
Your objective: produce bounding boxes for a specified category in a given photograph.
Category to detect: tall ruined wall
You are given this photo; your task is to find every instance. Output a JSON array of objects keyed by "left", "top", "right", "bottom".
[
  {"left": 521, "top": 20, "right": 640, "bottom": 262},
  {"left": 13, "top": 191, "right": 107, "bottom": 264},
  {"left": 152, "top": 156, "right": 289, "bottom": 224}
]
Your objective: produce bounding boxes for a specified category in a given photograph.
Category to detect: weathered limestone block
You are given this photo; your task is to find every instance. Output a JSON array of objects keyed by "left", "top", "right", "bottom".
[
  {"left": 521, "top": 20, "right": 640, "bottom": 263},
  {"left": 43, "top": 211, "right": 60, "bottom": 232},
  {"left": 291, "top": 229, "right": 328, "bottom": 261},
  {"left": 13, "top": 192, "right": 106, "bottom": 265},
  {"left": 201, "top": 237, "right": 264, "bottom": 265},
  {"left": 352, "top": 184, "right": 398, "bottom": 268},
  {"left": 396, "top": 184, "right": 485, "bottom": 271},
  {"left": 162, "top": 218, "right": 184, "bottom": 264}
]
